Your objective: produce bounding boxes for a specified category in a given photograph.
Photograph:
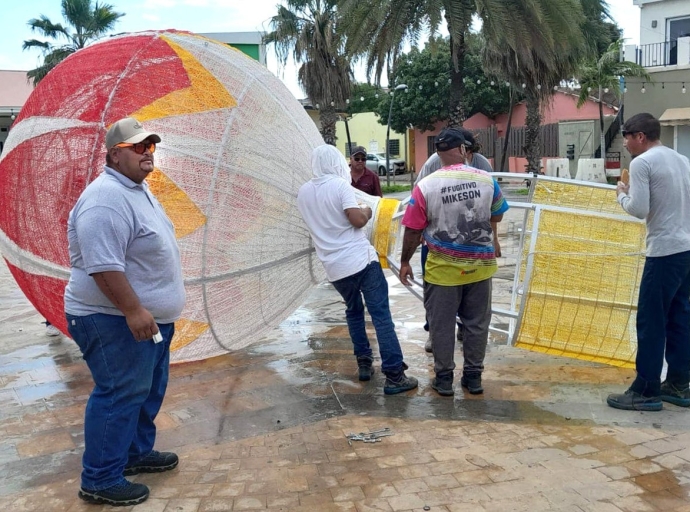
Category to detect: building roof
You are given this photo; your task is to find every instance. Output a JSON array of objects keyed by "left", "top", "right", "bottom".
[{"left": 0, "top": 70, "right": 33, "bottom": 109}]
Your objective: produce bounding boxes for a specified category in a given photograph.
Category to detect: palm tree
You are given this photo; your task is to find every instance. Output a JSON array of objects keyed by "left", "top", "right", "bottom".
[
  {"left": 482, "top": 0, "right": 589, "bottom": 172},
  {"left": 23, "top": 0, "right": 124, "bottom": 85},
  {"left": 264, "top": 0, "right": 352, "bottom": 145},
  {"left": 341, "top": 0, "right": 580, "bottom": 128},
  {"left": 576, "top": 39, "right": 650, "bottom": 156}
]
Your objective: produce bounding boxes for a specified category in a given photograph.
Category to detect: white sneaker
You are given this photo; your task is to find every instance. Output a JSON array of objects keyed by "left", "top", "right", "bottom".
[{"left": 45, "top": 324, "right": 61, "bottom": 337}]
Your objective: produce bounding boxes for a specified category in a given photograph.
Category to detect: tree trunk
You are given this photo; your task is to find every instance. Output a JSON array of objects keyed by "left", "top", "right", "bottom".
[
  {"left": 500, "top": 88, "right": 515, "bottom": 172},
  {"left": 598, "top": 86, "right": 605, "bottom": 158},
  {"left": 524, "top": 93, "right": 542, "bottom": 174},
  {"left": 319, "top": 106, "right": 338, "bottom": 146},
  {"left": 447, "top": 32, "right": 466, "bottom": 128}
]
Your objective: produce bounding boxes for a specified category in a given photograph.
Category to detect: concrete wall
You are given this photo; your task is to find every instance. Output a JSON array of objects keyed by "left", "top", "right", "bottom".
[
  {"left": 620, "top": 67, "right": 690, "bottom": 167},
  {"left": 335, "top": 112, "right": 407, "bottom": 160},
  {"left": 634, "top": 0, "right": 690, "bottom": 47},
  {"left": 411, "top": 91, "right": 615, "bottom": 172}
]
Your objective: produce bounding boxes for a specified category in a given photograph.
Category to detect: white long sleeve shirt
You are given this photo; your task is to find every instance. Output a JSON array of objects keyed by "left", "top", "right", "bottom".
[{"left": 617, "top": 145, "right": 690, "bottom": 257}]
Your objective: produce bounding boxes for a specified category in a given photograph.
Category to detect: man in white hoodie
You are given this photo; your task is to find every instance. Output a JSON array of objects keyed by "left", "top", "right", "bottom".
[{"left": 297, "top": 145, "right": 418, "bottom": 395}]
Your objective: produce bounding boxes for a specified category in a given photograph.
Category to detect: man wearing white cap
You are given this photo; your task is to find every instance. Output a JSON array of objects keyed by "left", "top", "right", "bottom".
[{"left": 65, "top": 117, "right": 185, "bottom": 506}]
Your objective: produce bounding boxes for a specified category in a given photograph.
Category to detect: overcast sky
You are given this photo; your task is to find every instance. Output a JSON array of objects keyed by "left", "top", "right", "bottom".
[{"left": 0, "top": 0, "right": 641, "bottom": 98}]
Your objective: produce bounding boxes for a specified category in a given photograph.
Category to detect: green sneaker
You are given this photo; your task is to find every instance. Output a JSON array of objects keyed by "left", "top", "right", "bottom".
[{"left": 660, "top": 381, "right": 690, "bottom": 407}]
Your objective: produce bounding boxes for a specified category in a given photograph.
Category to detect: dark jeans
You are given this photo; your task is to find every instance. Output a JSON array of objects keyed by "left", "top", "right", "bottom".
[
  {"left": 424, "top": 279, "right": 492, "bottom": 377},
  {"left": 631, "top": 250, "right": 690, "bottom": 396},
  {"left": 67, "top": 313, "right": 174, "bottom": 491},
  {"left": 421, "top": 244, "right": 462, "bottom": 332},
  {"left": 331, "top": 261, "right": 404, "bottom": 375}
]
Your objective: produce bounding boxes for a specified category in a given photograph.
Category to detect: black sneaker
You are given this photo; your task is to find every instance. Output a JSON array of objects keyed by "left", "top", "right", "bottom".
[
  {"left": 78, "top": 480, "right": 149, "bottom": 506},
  {"left": 660, "top": 381, "right": 690, "bottom": 407},
  {"left": 606, "top": 389, "right": 662, "bottom": 411},
  {"left": 124, "top": 450, "right": 179, "bottom": 476},
  {"left": 384, "top": 372, "right": 418, "bottom": 395},
  {"left": 461, "top": 374, "right": 483, "bottom": 395},
  {"left": 356, "top": 355, "right": 374, "bottom": 381},
  {"left": 431, "top": 377, "right": 454, "bottom": 396}
]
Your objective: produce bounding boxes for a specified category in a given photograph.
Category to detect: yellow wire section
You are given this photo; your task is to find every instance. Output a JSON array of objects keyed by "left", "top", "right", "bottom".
[
  {"left": 170, "top": 318, "right": 211, "bottom": 352},
  {"left": 373, "top": 198, "right": 400, "bottom": 269},
  {"left": 147, "top": 169, "right": 206, "bottom": 239},
  {"left": 130, "top": 36, "right": 237, "bottom": 121},
  {"left": 515, "top": 183, "right": 646, "bottom": 368}
]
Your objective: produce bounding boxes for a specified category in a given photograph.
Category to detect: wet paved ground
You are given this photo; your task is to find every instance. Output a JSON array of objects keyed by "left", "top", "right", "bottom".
[{"left": 1, "top": 208, "right": 689, "bottom": 511}]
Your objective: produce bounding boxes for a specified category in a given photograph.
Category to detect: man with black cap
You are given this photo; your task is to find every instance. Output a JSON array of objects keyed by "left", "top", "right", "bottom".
[
  {"left": 398, "top": 128, "right": 509, "bottom": 396},
  {"left": 349, "top": 145, "right": 382, "bottom": 197},
  {"left": 65, "top": 117, "right": 184, "bottom": 506},
  {"left": 414, "top": 129, "right": 502, "bottom": 353}
]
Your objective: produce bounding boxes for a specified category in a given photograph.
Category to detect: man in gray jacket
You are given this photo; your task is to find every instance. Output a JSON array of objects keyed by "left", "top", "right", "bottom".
[{"left": 607, "top": 113, "right": 690, "bottom": 411}]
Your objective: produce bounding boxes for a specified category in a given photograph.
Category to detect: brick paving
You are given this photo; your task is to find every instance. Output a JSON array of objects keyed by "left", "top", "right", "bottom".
[{"left": 1, "top": 235, "right": 689, "bottom": 511}]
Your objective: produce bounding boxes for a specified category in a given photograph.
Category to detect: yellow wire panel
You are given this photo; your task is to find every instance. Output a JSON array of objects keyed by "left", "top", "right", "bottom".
[
  {"left": 515, "top": 207, "right": 646, "bottom": 368},
  {"left": 532, "top": 181, "right": 625, "bottom": 215},
  {"left": 373, "top": 198, "right": 400, "bottom": 269}
]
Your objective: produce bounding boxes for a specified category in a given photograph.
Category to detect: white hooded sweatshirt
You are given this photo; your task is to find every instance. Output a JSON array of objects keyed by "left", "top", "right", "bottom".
[{"left": 297, "top": 145, "right": 378, "bottom": 281}]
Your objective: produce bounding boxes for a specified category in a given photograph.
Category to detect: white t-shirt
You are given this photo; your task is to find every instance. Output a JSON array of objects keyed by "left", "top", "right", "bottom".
[{"left": 298, "top": 177, "right": 378, "bottom": 282}]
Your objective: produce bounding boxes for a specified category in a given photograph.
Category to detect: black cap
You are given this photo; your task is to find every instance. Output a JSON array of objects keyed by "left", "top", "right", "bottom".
[
  {"left": 434, "top": 128, "right": 466, "bottom": 151},
  {"left": 458, "top": 129, "right": 477, "bottom": 149},
  {"left": 350, "top": 145, "right": 367, "bottom": 157}
]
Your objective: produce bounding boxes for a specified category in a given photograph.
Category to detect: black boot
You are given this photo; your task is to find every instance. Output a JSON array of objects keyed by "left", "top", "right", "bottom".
[
  {"left": 356, "top": 355, "right": 374, "bottom": 381},
  {"left": 431, "top": 372, "right": 454, "bottom": 396},
  {"left": 461, "top": 372, "right": 483, "bottom": 395}
]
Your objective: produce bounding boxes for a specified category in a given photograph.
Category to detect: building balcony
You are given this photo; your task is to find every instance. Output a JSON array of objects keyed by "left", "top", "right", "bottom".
[{"left": 625, "top": 37, "right": 690, "bottom": 68}]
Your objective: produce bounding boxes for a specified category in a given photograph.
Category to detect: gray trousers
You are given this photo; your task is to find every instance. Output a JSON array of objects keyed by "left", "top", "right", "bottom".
[{"left": 424, "top": 278, "right": 492, "bottom": 377}]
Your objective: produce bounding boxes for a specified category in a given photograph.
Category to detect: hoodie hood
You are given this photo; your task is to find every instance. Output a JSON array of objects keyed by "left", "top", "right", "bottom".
[{"left": 311, "top": 144, "right": 350, "bottom": 183}]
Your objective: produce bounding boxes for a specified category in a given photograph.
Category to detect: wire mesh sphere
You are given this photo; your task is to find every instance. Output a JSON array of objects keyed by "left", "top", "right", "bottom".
[{"left": 0, "top": 30, "right": 325, "bottom": 363}]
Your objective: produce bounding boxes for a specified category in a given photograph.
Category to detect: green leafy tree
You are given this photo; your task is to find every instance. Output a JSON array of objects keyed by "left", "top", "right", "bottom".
[
  {"left": 577, "top": 39, "right": 650, "bottom": 154},
  {"left": 483, "top": 0, "right": 616, "bottom": 172},
  {"left": 581, "top": 0, "right": 622, "bottom": 57},
  {"left": 264, "top": 0, "right": 351, "bottom": 145},
  {"left": 375, "top": 37, "right": 511, "bottom": 133},
  {"left": 340, "top": 0, "right": 580, "bottom": 127},
  {"left": 23, "top": 0, "right": 124, "bottom": 85},
  {"left": 347, "top": 83, "right": 384, "bottom": 114}
]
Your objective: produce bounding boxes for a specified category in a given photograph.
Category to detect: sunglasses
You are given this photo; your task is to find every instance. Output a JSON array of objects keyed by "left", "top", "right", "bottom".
[
  {"left": 352, "top": 157, "right": 366, "bottom": 162},
  {"left": 115, "top": 142, "right": 156, "bottom": 154},
  {"left": 621, "top": 130, "right": 642, "bottom": 137}
]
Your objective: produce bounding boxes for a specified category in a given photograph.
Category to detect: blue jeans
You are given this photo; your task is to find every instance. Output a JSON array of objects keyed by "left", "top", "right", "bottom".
[
  {"left": 631, "top": 250, "right": 690, "bottom": 396},
  {"left": 331, "top": 261, "right": 404, "bottom": 375},
  {"left": 67, "top": 313, "right": 174, "bottom": 491}
]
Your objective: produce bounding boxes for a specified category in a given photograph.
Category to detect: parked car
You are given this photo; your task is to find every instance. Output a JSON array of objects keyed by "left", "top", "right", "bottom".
[{"left": 365, "top": 153, "right": 406, "bottom": 175}]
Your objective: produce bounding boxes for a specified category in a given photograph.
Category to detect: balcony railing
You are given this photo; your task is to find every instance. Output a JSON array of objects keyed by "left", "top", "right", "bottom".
[{"left": 634, "top": 41, "right": 679, "bottom": 67}]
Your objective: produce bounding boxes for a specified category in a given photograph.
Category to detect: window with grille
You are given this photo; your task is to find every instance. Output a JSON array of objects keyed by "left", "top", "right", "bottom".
[{"left": 387, "top": 139, "right": 400, "bottom": 156}]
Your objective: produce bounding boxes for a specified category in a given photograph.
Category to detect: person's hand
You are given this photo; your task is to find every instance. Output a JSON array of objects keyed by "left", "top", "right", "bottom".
[
  {"left": 494, "top": 238, "right": 502, "bottom": 258},
  {"left": 125, "top": 306, "right": 159, "bottom": 341},
  {"left": 617, "top": 181, "right": 629, "bottom": 196},
  {"left": 399, "top": 262, "right": 414, "bottom": 286},
  {"left": 361, "top": 206, "right": 372, "bottom": 220}
]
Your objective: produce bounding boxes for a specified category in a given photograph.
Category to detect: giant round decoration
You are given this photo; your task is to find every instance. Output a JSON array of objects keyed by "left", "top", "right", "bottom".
[{"left": 0, "top": 30, "right": 326, "bottom": 363}]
